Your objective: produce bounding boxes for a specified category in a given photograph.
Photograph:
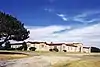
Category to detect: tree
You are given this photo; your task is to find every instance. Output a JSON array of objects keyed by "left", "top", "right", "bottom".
[
  {"left": 22, "top": 42, "right": 27, "bottom": 51},
  {"left": 0, "top": 11, "right": 30, "bottom": 47},
  {"left": 4, "top": 41, "right": 11, "bottom": 49},
  {"left": 91, "top": 47, "right": 100, "bottom": 52}
]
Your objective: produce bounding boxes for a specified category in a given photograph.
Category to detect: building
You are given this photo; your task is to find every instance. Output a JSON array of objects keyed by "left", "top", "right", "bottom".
[
  {"left": 27, "top": 41, "right": 49, "bottom": 51},
  {"left": 10, "top": 43, "right": 23, "bottom": 48},
  {"left": 27, "top": 41, "right": 91, "bottom": 53},
  {"left": 83, "top": 47, "right": 91, "bottom": 53}
]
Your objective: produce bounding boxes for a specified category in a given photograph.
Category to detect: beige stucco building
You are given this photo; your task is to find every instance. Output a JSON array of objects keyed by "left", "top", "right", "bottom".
[{"left": 27, "top": 41, "right": 91, "bottom": 53}]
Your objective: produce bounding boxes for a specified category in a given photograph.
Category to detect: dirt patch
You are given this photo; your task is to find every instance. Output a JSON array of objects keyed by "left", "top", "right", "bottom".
[
  {"left": 5, "top": 55, "right": 81, "bottom": 67},
  {"left": 0, "top": 51, "right": 29, "bottom": 67}
]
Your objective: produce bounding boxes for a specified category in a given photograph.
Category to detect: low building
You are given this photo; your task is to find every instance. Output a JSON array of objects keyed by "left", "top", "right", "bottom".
[
  {"left": 46, "top": 43, "right": 64, "bottom": 52},
  {"left": 27, "top": 41, "right": 49, "bottom": 51},
  {"left": 83, "top": 47, "right": 91, "bottom": 53},
  {"left": 27, "top": 41, "right": 91, "bottom": 53},
  {"left": 10, "top": 41, "right": 91, "bottom": 53},
  {"left": 10, "top": 43, "right": 23, "bottom": 48}
]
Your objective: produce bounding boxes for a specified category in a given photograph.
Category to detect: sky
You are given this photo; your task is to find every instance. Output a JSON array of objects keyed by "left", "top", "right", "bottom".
[{"left": 0, "top": 0, "right": 100, "bottom": 48}]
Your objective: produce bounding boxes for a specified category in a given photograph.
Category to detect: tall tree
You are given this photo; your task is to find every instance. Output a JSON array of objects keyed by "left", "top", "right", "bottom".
[{"left": 0, "top": 11, "right": 30, "bottom": 46}]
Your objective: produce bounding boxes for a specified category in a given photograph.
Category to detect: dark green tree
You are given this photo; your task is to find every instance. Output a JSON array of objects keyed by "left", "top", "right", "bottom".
[
  {"left": 0, "top": 11, "right": 30, "bottom": 47},
  {"left": 22, "top": 42, "right": 27, "bottom": 51},
  {"left": 4, "top": 41, "right": 11, "bottom": 49}
]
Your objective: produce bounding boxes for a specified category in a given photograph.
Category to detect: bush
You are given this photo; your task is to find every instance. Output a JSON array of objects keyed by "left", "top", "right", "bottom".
[
  {"left": 29, "top": 47, "right": 36, "bottom": 51},
  {"left": 91, "top": 47, "right": 100, "bottom": 52},
  {"left": 6, "top": 48, "right": 16, "bottom": 50},
  {"left": 17, "top": 46, "right": 23, "bottom": 50},
  {"left": 49, "top": 49, "right": 53, "bottom": 51},
  {"left": 63, "top": 50, "right": 67, "bottom": 52},
  {"left": 53, "top": 48, "right": 59, "bottom": 52},
  {"left": 22, "top": 42, "right": 27, "bottom": 51}
]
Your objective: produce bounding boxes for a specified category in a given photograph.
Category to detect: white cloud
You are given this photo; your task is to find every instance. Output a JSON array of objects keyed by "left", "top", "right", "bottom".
[
  {"left": 26, "top": 23, "right": 100, "bottom": 48},
  {"left": 73, "top": 11, "right": 100, "bottom": 24},
  {"left": 73, "top": 17, "right": 100, "bottom": 24},
  {"left": 56, "top": 14, "right": 68, "bottom": 21},
  {"left": 27, "top": 25, "right": 71, "bottom": 41}
]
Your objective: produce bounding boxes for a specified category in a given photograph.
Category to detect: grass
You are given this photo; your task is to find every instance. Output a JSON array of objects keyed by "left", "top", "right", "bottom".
[
  {"left": 0, "top": 54, "right": 28, "bottom": 60},
  {"left": 67, "top": 59, "right": 100, "bottom": 67},
  {"left": 30, "top": 51, "right": 88, "bottom": 56},
  {"left": 1, "top": 50, "right": 100, "bottom": 67},
  {"left": 0, "top": 51, "right": 29, "bottom": 60},
  {"left": 52, "top": 55, "right": 100, "bottom": 67},
  {"left": 53, "top": 59, "right": 100, "bottom": 67}
]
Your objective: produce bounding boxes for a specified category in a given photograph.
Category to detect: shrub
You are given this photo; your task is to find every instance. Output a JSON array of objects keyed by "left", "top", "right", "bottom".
[
  {"left": 53, "top": 48, "right": 59, "bottom": 52},
  {"left": 22, "top": 42, "right": 27, "bottom": 51},
  {"left": 91, "top": 47, "right": 100, "bottom": 52},
  {"left": 29, "top": 47, "right": 36, "bottom": 51},
  {"left": 7, "top": 48, "right": 16, "bottom": 50},
  {"left": 49, "top": 49, "right": 53, "bottom": 51},
  {"left": 63, "top": 50, "right": 67, "bottom": 52},
  {"left": 17, "top": 46, "right": 23, "bottom": 50}
]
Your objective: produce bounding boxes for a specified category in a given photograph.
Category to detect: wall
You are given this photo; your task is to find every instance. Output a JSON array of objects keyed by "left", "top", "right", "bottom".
[
  {"left": 27, "top": 43, "right": 50, "bottom": 51},
  {"left": 11, "top": 45, "right": 22, "bottom": 48},
  {"left": 83, "top": 47, "right": 91, "bottom": 53},
  {"left": 27, "top": 42, "right": 90, "bottom": 53}
]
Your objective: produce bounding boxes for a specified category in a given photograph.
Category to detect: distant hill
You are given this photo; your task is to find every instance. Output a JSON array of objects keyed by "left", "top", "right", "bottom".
[{"left": 91, "top": 47, "right": 100, "bottom": 52}]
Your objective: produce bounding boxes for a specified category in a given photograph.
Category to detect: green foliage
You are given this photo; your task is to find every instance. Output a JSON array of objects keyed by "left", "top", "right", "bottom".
[
  {"left": 29, "top": 47, "right": 36, "bottom": 51},
  {"left": 53, "top": 47, "right": 59, "bottom": 52},
  {"left": 22, "top": 42, "right": 27, "bottom": 51},
  {"left": 0, "top": 11, "right": 29, "bottom": 46},
  {"left": 49, "top": 49, "right": 53, "bottom": 51},
  {"left": 63, "top": 50, "right": 67, "bottom": 52},
  {"left": 91, "top": 47, "right": 100, "bottom": 52},
  {"left": 4, "top": 41, "right": 11, "bottom": 49},
  {"left": 17, "top": 46, "right": 23, "bottom": 50}
]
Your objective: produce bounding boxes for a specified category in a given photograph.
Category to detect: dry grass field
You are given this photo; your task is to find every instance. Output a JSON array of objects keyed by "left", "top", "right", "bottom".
[
  {"left": 0, "top": 51, "right": 29, "bottom": 61},
  {"left": 0, "top": 51, "right": 100, "bottom": 67},
  {"left": 52, "top": 54, "right": 100, "bottom": 67},
  {"left": 0, "top": 54, "right": 28, "bottom": 61},
  {"left": 53, "top": 59, "right": 100, "bottom": 67}
]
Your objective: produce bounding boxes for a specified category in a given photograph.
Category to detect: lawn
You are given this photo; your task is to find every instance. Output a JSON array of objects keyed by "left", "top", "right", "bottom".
[{"left": 52, "top": 54, "right": 100, "bottom": 67}]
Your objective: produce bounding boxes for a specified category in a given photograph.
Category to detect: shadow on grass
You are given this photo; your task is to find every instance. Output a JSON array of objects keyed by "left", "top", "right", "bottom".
[{"left": 0, "top": 52, "right": 28, "bottom": 55}]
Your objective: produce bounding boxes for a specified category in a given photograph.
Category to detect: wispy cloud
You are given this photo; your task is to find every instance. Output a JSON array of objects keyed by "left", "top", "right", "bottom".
[
  {"left": 73, "top": 11, "right": 100, "bottom": 24},
  {"left": 26, "top": 25, "right": 71, "bottom": 40},
  {"left": 73, "top": 17, "right": 100, "bottom": 24},
  {"left": 26, "top": 23, "right": 100, "bottom": 48},
  {"left": 56, "top": 14, "right": 68, "bottom": 21}
]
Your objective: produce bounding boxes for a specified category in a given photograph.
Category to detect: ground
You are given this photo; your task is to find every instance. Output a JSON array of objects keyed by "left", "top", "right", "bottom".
[{"left": 0, "top": 51, "right": 100, "bottom": 67}]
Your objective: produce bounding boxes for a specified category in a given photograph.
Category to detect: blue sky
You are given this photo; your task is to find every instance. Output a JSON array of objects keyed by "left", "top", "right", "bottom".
[
  {"left": 0, "top": 0, "right": 100, "bottom": 26},
  {"left": 0, "top": 0, "right": 100, "bottom": 47}
]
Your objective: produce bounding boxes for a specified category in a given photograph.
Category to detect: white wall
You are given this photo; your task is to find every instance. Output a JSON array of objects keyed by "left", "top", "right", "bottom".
[
  {"left": 11, "top": 45, "right": 22, "bottom": 48},
  {"left": 83, "top": 47, "right": 91, "bottom": 53}
]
